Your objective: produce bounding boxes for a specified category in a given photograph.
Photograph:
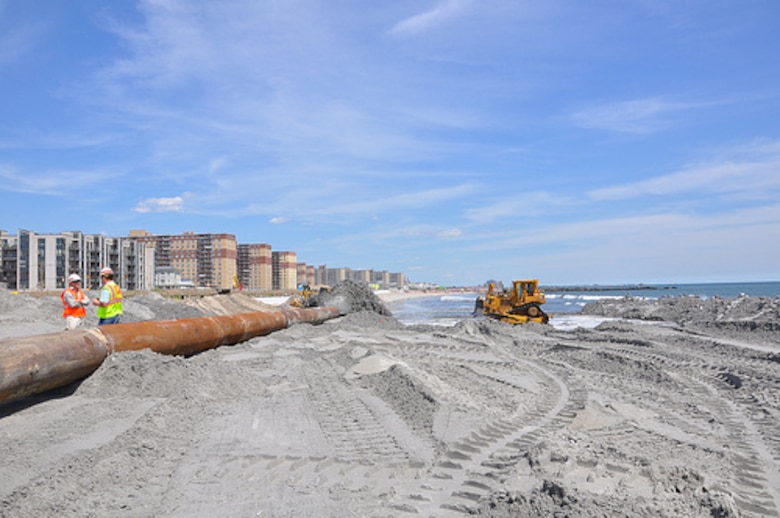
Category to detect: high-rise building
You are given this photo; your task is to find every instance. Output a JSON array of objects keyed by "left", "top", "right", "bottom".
[
  {"left": 0, "top": 229, "right": 152, "bottom": 291},
  {"left": 272, "top": 251, "right": 297, "bottom": 290},
  {"left": 130, "top": 230, "right": 237, "bottom": 290},
  {"left": 296, "top": 263, "right": 316, "bottom": 287},
  {"left": 237, "top": 243, "right": 272, "bottom": 290}
]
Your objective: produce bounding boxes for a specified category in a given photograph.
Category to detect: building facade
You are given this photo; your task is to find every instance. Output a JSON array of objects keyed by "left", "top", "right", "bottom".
[
  {"left": 0, "top": 229, "right": 152, "bottom": 291},
  {"left": 272, "top": 251, "right": 297, "bottom": 290},
  {"left": 237, "top": 243, "right": 272, "bottom": 290},
  {"left": 131, "top": 230, "right": 238, "bottom": 291}
]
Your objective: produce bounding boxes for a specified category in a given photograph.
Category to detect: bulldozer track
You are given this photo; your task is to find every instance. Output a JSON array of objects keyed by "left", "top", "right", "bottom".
[
  {"left": 545, "top": 327, "right": 780, "bottom": 517},
  {"left": 377, "top": 331, "right": 587, "bottom": 514}
]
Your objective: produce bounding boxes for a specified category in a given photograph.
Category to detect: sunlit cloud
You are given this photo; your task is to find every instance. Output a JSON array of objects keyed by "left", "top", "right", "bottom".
[
  {"left": 571, "top": 97, "right": 700, "bottom": 134},
  {"left": 269, "top": 217, "right": 287, "bottom": 224},
  {"left": 389, "top": 0, "right": 473, "bottom": 36},
  {"left": 314, "top": 184, "right": 477, "bottom": 217},
  {"left": 589, "top": 141, "right": 780, "bottom": 201},
  {"left": 438, "top": 228, "right": 462, "bottom": 238},
  {"left": 0, "top": 164, "right": 108, "bottom": 195},
  {"left": 133, "top": 196, "right": 184, "bottom": 213},
  {"left": 465, "top": 192, "right": 565, "bottom": 224}
]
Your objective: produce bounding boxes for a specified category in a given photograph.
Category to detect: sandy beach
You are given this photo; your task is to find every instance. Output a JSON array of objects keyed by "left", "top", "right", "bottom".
[{"left": 0, "top": 284, "right": 778, "bottom": 517}]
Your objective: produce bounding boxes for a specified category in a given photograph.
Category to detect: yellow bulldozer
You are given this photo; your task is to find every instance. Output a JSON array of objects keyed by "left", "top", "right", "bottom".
[
  {"left": 288, "top": 284, "right": 331, "bottom": 308},
  {"left": 474, "top": 279, "right": 550, "bottom": 324}
]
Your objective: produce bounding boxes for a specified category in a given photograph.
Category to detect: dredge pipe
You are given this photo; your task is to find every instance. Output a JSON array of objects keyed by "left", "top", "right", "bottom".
[
  {"left": 281, "top": 306, "right": 341, "bottom": 326},
  {"left": 0, "top": 306, "right": 342, "bottom": 405},
  {"left": 100, "top": 311, "right": 290, "bottom": 356},
  {"left": 0, "top": 329, "right": 109, "bottom": 404}
]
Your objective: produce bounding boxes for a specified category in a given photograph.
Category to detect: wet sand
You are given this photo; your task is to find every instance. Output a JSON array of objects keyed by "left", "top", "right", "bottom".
[{"left": 0, "top": 285, "right": 778, "bottom": 517}]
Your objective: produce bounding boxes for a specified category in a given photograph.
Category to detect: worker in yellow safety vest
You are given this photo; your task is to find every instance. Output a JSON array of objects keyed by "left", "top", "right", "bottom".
[
  {"left": 91, "top": 267, "right": 123, "bottom": 325},
  {"left": 60, "top": 273, "right": 91, "bottom": 330}
]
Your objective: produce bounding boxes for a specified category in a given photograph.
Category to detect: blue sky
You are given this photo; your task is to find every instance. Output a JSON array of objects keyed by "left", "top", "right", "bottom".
[{"left": 2, "top": 0, "right": 779, "bottom": 286}]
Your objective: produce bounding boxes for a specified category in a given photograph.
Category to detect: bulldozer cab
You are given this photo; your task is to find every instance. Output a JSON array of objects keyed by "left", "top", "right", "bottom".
[{"left": 513, "top": 280, "right": 545, "bottom": 305}]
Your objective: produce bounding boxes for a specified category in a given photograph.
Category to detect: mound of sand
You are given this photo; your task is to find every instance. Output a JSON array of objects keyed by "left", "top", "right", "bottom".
[{"left": 0, "top": 286, "right": 777, "bottom": 517}]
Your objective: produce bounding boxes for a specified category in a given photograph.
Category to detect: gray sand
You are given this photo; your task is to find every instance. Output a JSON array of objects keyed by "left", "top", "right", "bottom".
[{"left": 0, "top": 285, "right": 778, "bottom": 517}]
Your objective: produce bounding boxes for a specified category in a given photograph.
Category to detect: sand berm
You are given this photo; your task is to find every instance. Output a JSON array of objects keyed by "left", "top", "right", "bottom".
[{"left": 1, "top": 281, "right": 779, "bottom": 517}]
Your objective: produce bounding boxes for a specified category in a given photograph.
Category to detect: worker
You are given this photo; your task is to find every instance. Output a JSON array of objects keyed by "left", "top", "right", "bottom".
[
  {"left": 91, "top": 267, "right": 123, "bottom": 326},
  {"left": 60, "top": 273, "right": 91, "bottom": 330}
]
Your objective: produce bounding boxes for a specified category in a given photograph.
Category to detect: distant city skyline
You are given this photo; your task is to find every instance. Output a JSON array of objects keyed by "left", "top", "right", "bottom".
[{"left": 0, "top": 227, "right": 408, "bottom": 292}]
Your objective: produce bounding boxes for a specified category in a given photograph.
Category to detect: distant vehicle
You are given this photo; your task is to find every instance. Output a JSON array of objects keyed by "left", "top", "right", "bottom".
[
  {"left": 288, "top": 284, "right": 331, "bottom": 308},
  {"left": 474, "top": 279, "right": 550, "bottom": 324}
]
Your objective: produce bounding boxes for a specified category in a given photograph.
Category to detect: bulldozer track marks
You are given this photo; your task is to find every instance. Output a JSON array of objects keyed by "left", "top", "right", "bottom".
[
  {"left": 378, "top": 332, "right": 588, "bottom": 515},
  {"left": 545, "top": 327, "right": 780, "bottom": 517}
]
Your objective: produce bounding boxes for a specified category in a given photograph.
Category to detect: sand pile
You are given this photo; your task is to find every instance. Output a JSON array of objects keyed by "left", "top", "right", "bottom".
[
  {"left": 582, "top": 294, "right": 780, "bottom": 345},
  {"left": 581, "top": 293, "right": 780, "bottom": 324},
  {"left": 309, "top": 279, "right": 391, "bottom": 316},
  {"left": 0, "top": 286, "right": 778, "bottom": 517}
]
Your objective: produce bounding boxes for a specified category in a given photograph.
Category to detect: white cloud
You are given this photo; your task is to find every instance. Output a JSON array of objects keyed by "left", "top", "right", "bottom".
[
  {"left": 465, "top": 192, "right": 565, "bottom": 223},
  {"left": 314, "top": 183, "right": 477, "bottom": 217},
  {"left": 589, "top": 141, "right": 780, "bottom": 201},
  {"left": 0, "top": 164, "right": 109, "bottom": 195},
  {"left": 389, "top": 0, "right": 473, "bottom": 36},
  {"left": 438, "top": 228, "right": 462, "bottom": 238},
  {"left": 269, "top": 217, "right": 287, "bottom": 224},
  {"left": 571, "top": 97, "right": 698, "bottom": 134},
  {"left": 133, "top": 196, "right": 184, "bottom": 213}
]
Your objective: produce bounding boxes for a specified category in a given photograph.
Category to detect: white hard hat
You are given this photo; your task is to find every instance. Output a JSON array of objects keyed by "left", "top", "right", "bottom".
[
  {"left": 68, "top": 273, "right": 81, "bottom": 283},
  {"left": 100, "top": 267, "right": 114, "bottom": 276}
]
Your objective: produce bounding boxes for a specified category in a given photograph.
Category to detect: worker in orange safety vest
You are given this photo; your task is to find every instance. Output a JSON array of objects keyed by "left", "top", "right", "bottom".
[{"left": 61, "top": 273, "right": 91, "bottom": 330}]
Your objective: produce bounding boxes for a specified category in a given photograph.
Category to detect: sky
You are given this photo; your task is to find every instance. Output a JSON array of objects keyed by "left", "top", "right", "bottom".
[{"left": 1, "top": 0, "right": 779, "bottom": 287}]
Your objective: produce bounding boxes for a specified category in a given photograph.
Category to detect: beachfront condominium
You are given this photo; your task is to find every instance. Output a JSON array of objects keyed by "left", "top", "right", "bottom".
[
  {"left": 130, "top": 230, "right": 238, "bottom": 291},
  {"left": 237, "top": 243, "right": 273, "bottom": 290},
  {"left": 0, "top": 229, "right": 153, "bottom": 291},
  {"left": 272, "top": 251, "right": 297, "bottom": 291}
]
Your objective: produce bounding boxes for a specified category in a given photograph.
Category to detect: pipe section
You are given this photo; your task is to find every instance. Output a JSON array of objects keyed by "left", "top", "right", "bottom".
[
  {"left": 0, "top": 329, "right": 109, "bottom": 404},
  {"left": 100, "top": 311, "right": 289, "bottom": 356},
  {"left": 0, "top": 306, "right": 341, "bottom": 405}
]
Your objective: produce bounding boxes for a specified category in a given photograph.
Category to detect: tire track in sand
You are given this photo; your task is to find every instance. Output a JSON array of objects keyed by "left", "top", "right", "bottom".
[{"left": 388, "top": 336, "right": 585, "bottom": 515}]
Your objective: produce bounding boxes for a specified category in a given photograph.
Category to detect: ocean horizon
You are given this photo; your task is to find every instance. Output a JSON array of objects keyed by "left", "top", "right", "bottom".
[{"left": 385, "top": 280, "right": 780, "bottom": 330}]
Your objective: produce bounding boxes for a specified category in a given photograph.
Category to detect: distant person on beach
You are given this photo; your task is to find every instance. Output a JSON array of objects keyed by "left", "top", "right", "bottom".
[
  {"left": 60, "top": 273, "right": 90, "bottom": 330},
  {"left": 91, "top": 267, "right": 123, "bottom": 326}
]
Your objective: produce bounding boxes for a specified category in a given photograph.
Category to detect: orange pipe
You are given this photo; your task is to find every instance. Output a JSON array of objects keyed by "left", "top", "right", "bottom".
[
  {"left": 100, "top": 311, "right": 289, "bottom": 356},
  {"left": 281, "top": 306, "right": 341, "bottom": 325},
  {"left": 0, "top": 329, "right": 108, "bottom": 404},
  {"left": 0, "top": 306, "right": 341, "bottom": 405}
]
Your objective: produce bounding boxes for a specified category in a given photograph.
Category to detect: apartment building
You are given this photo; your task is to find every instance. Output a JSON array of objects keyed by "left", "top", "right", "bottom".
[
  {"left": 130, "top": 230, "right": 238, "bottom": 291},
  {"left": 371, "top": 270, "right": 391, "bottom": 287},
  {"left": 296, "top": 263, "right": 316, "bottom": 287},
  {"left": 272, "top": 251, "right": 297, "bottom": 290},
  {"left": 0, "top": 229, "right": 152, "bottom": 291},
  {"left": 237, "top": 243, "right": 272, "bottom": 290}
]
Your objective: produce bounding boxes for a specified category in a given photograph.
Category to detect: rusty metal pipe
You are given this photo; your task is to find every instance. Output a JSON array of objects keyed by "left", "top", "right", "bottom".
[
  {"left": 281, "top": 306, "right": 341, "bottom": 325},
  {"left": 100, "top": 311, "right": 290, "bottom": 356},
  {"left": 0, "top": 306, "right": 342, "bottom": 405},
  {"left": 0, "top": 329, "right": 109, "bottom": 404}
]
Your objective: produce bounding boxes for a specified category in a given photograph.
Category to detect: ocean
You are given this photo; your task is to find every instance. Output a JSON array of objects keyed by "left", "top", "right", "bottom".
[{"left": 384, "top": 281, "right": 780, "bottom": 330}]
